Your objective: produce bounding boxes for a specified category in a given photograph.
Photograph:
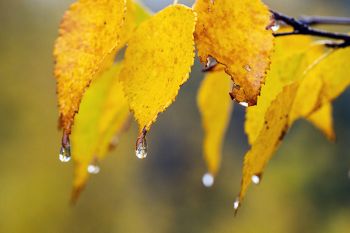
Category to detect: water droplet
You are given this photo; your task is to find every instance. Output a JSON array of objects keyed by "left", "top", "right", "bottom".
[
  {"left": 59, "top": 146, "right": 71, "bottom": 162},
  {"left": 239, "top": 102, "right": 249, "bottom": 107},
  {"left": 251, "top": 174, "right": 261, "bottom": 184},
  {"left": 202, "top": 173, "right": 214, "bottom": 187},
  {"left": 271, "top": 23, "right": 280, "bottom": 32},
  {"left": 206, "top": 57, "right": 212, "bottom": 68},
  {"left": 135, "top": 130, "right": 147, "bottom": 159},
  {"left": 135, "top": 128, "right": 148, "bottom": 159},
  {"left": 243, "top": 64, "right": 252, "bottom": 72},
  {"left": 233, "top": 198, "right": 240, "bottom": 210},
  {"left": 87, "top": 164, "right": 100, "bottom": 174}
]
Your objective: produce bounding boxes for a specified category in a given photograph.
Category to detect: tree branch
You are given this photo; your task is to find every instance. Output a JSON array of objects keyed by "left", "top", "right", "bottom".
[
  {"left": 299, "top": 16, "right": 350, "bottom": 26},
  {"left": 271, "top": 10, "right": 350, "bottom": 48}
]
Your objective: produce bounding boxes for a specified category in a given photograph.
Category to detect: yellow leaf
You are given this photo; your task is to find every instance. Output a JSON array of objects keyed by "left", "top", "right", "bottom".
[
  {"left": 132, "top": 1, "right": 153, "bottom": 25},
  {"left": 238, "top": 83, "right": 298, "bottom": 209},
  {"left": 238, "top": 46, "right": 350, "bottom": 209},
  {"left": 121, "top": 0, "right": 152, "bottom": 47},
  {"left": 246, "top": 36, "right": 325, "bottom": 145},
  {"left": 307, "top": 103, "right": 335, "bottom": 141},
  {"left": 194, "top": 0, "right": 274, "bottom": 105},
  {"left": 290, "top": 47, "right": 350, "bottom": 123},
  {"left": 120, "top": 5, "right": 196, "bottom": 135},
  {"left": 54, "top": 0, "right": 127, "bottom": 136},
  {"left": 197, "top": 70, "right": 233, "bottom": 178},
  {"left": 71, "top": 63, "right": 130, "bottom": 199}
]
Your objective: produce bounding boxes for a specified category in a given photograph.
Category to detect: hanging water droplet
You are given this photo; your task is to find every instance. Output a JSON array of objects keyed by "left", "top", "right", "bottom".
[
  {"left": 136, "top": 143, "right": 147, "bottom": 159},
  {"left": 135, "top": 129, "right": 147, "bottom": 159},
  {"left": 59, "top": 146, "right": 71, "bottom": 162},
  {"left": 202, "top": 172, "right": 214, "bottom": 188},
  {"left": 243, "top": 64, "right": 252, "bottom": 72},
  {"left": 233, "top": 198, "right": 240, "bottom": 210},
  {"left": 87, "top": 164, "right": 100, "bottom": 174},
  {"left": 270, "top": 23, "right": 280, "bottom": 32},
  {"left": 251, "top": 174, "right": 261, "bottom": 184},
  {"left": 239, "top": 102, "right": 249, "bottom": 107}
]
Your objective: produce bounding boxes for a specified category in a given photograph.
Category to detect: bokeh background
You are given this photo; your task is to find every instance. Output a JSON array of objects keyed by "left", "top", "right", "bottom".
[{"left": 1, "top": 0, "right": 350, "bottom": 232}]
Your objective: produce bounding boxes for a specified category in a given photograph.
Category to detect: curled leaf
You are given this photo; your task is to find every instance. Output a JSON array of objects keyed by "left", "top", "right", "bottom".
[{"left": 194, "top": 0, "right": 274, "bottom": 105}]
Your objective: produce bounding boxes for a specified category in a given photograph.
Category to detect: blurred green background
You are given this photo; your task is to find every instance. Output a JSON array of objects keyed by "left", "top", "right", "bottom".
[{"left": 0, "top": 0, "right": 350, "bottom": 232}]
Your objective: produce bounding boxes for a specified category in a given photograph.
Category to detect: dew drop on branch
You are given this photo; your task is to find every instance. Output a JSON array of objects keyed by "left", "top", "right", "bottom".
[
  {"left": 202, "top": 172, "right": 214, "bottom": 187},
  {"left": 270, "top": 23, "right": 280, "bottom": 32}
]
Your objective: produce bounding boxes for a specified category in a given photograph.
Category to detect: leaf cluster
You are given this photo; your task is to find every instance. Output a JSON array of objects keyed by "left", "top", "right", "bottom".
[{"left": 53, "top": 0, "right": 350, "bottom": 210}]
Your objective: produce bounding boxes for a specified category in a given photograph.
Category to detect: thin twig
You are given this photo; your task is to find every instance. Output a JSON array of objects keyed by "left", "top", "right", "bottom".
[
  {"left": 271, "top": 10, "right": 350, "bottom": 48},
  {"left": 299, "top": 16, "right": 350, "bottom": 26}
]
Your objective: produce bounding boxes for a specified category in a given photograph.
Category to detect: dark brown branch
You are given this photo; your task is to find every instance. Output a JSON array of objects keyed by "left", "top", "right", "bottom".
[
  {"left": 299, "top": 16, "right": 350, "bottom": 26},
  {"left": 272, "top": 10, "right": 350, "bottom": 48}
]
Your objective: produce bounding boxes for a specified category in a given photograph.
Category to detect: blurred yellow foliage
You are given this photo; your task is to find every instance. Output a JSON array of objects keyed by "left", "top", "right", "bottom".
[{"left": 197, "top": 70, "right": 233, "bottom": 177}]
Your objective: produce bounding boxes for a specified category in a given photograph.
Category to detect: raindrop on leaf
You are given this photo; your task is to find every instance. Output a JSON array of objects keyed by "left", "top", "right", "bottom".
[{"left": 243, "top": 64, "right": 252, "bottom": 72}]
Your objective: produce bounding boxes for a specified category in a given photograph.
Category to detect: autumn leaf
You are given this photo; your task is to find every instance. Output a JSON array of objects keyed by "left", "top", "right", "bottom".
[
  {"left": 245, "top": 36, "right": 325, "bottom": 145},
  {"left": 306, "top": 103, "right": 335, "bottom": 141},
  {"left": 194, "top": 0, "right": 274, "bottom": 105},
  {"left": 54, "top": 0, "right": 128, "bottom": 138},
  {"left": 238, "top": 46, "right": 350, "bottom": 209},
  {"left": 120, "top": 4, "right": 196, "bottom": 147},
  {"left": 237, "top": 83, "right": 298, "bottom": 211},
  {"left": 70, "top": 63, "right": 130, "bottom": 200},
  {"left": 290, "top": 47, "right": 350, "bottom": 123},
  {"left": 121, "top": 0, "right": 152, "bottom": 47},
  {"left": 197, "top": 70, "right": 233, "bottom": 183}
]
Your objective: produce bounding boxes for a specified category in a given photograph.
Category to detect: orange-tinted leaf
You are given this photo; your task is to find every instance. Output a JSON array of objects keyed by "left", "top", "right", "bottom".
[
  {"left": 120, "top": 5, "right": 196, "bottom": 135},
  {"left": 194, "top": 0, "right": 274, "bottom": 105},
  {"left": 197, "top": 70, "right": 233, "bottom": 178},
  {"left": 54, "top": 0, "right": 127, "bottom": 136}
]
